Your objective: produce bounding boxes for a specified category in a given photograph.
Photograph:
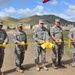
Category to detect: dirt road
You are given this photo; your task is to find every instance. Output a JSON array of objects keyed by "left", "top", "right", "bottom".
[{"left": 2, "top": 30, "right": 75, "bottom": 75}]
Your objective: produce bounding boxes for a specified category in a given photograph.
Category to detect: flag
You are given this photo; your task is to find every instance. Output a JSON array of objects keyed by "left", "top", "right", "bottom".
[{"left": 43, "top": 0, "right": 50, "bottom": 3}]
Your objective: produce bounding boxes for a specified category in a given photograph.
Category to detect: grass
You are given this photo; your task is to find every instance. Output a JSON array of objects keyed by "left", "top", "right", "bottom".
[
  {"left": 63, "top": 31, "right": 72, "bottom": 57},
  {"left": 24, "top": 29, "right": 34, "bottom": 43}
]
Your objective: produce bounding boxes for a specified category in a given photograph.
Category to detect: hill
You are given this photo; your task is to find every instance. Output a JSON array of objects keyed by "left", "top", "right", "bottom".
[
  {"left": 20, "top": 15, "right": 73, "bottom": 26},
  {"left": 0, "top": 15, "right": 74, "bottom": 27}
]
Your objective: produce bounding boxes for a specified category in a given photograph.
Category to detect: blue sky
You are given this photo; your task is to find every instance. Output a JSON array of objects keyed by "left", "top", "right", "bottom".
[{"left": 0, "top": 0, "right": 75, "bottom": 22}]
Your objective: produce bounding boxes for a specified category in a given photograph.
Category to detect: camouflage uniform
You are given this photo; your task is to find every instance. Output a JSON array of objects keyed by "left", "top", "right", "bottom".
[
  {"left": 0, "top": 21, "right": 9, "bottom": 68},
  {"left": 68, "top": 28, "right": 75, "bottom": 62},
  {"left": 13, "top": 24, "right": 27, "bottom": 67},
  {"left": 50, "top": 19, "right": 64, "bottom": 67},
  {"left": 33, "top": 26, "right": 49, "bottom": 64}
]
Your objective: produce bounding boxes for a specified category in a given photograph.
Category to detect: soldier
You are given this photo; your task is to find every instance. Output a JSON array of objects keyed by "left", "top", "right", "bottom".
[
  {"left": 68, "top": 28, "right": 75, "bottom": 67},
  {"left": 13, "top": 23, "right": 27, "bottom": 73},
  {"left": 33, "top": 19, "right": 50, "bottom": 71},
  {"left": 0, "top": 21, "right": 9, "bottom": 75},
  {"left": 50, "top": 18, "right": 64, "bottom": 69}
]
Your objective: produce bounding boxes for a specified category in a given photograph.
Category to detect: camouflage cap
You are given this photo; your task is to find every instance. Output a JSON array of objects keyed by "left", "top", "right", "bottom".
[
  {"left": 0, "top": 21, "right": 3, "bottom": 25},
  {"left": 18, "top": 23, "right": 23, "bottom": 27},
  {"left": 55, "top": 18, "right": 60, "bottom": 22},
  {"left": 39, "top": 19, "right": 44, "bottom": 24}
]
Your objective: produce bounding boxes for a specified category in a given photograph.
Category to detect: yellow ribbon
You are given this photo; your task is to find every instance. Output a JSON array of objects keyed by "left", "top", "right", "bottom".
[{"left": 41, "top": 42, "right": 54, "bottom": 49}]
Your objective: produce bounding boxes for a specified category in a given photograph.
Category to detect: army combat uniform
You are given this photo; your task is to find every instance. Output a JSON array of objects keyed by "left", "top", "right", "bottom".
[
  {"left": 50, "top": 25, "right": 64, "bottom": 68},
  {"left": 0, "top": 21, "right": 9, "bottom": 75},
  {"left": 33, "top": 26, "right": 50, "bottom": 68},
  {"left": 0, "top": 29, "right": 9, "bottom": 68},
  {"left": 68, "top": 28, "right": 75, "bottom": 66},
  {"left": 13, "top": 27, "right": 27, "bottom": 69}
]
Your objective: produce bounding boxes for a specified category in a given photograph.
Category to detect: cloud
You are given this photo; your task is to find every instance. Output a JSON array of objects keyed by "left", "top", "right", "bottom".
[
  {"left": 0, "top": 7, "right": 16, "bottom": 17},
  {"left": 0, "top": 5, "right": 51, "bottom": 17},
  {"left": 0, "top": 4, "right": 75, "bottom": 22},
  {"left": 65, "top": 5, "right": 75, "bottom": 21},
  {"left": 54, "top": 4, "right": 75, "bottom": 22},
  {"left": 17, "top": 5, "right": 44, "bottom": 16},
  {"left": 0, "top": 0, "right": 29, "bottom": 5},
  {"left": 50, "top": 0, "right": 58, "bottom": 6},
  {"left": 4, "top": 7, "right": 16, "bottom": 14},
  {"left": 0, "top": 0, "right": 11, "bottom": 5},
  {"left": 62, "top": 1, "right": 70, "bottom": 6}
]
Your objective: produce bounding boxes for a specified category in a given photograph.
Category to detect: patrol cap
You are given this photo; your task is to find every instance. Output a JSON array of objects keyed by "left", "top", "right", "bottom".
[
  {"left": 39, "top": 19, "right": 44, "bottom": 24},
  {"left": 55, "top": 18, "right": 60, "bottom": 22},
  {"left": 0, "top": 21, "right": 3, "bottom": 25},
  {"left": 17, "top": 23, "right": 23, "bottom": 27}
]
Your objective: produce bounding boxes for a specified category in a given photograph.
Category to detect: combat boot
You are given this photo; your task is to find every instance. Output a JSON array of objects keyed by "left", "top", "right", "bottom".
[
  {"left": 16, "top": 67, "right": 24, "bottom": 73},
  {"left": 42, "top": 64, "right": 48, "bottom": 71},
  {"left": 36, "top": 64, "right": 40, "bottom": 71},
  {"left": 58, "top": 60, "right": 65, "bottom": 67},
  {"left": 52, "top": 64, "right": 58, "bottom": 69},
  {"left": 0, "top": 73, "right": 4, "bottom": 75},
  {"left": 0, "top": 70, "right": 4, "bottom": 75},
  {"left": 71, "top": 63, "right": 75, "bottom": 67},
  {"left": 52, "top": 59, "right": 58, "bottom": 69},
  {"left": 20, "top": 65, "right": 25, "bottom": 70}
]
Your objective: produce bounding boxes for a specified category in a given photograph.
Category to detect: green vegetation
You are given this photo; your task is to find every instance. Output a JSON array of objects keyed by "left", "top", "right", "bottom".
[{"left": 24, "top": 29, "right": 34, "bottom": 43}]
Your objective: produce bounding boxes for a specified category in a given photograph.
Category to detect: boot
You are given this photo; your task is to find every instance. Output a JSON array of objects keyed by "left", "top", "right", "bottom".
[
  {"left": 52, "top": 59, "right": 58, "bottom": 69},
  {"left": 71, "top": 62, "right": 75, "bottom": 67},
  {"left": 58, "top": 60, "right": 65, "bottom": 67},
  {"left": 20, "top": 65, "right": 25, "bottom": 70},
  {"left": 0, "top": 72, "right": 4, "bottom": 75},
  {"left": 0, "top": 69, "right": 4, "bottom": 75},
  {"left": 52, "top": 64, "right": 58, "bottom": 69},
  {"left": 42, "top": 64, "right": 48, "bottom": 71},
  {"left": 36, "top": 64, "right": 40, "bottom": 71},
  {"left": 16, "top": 67, "right": 24, "bottom": 73}
]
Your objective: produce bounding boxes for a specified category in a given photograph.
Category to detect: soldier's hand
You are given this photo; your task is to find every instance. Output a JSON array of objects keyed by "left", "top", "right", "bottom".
[
  {"left": 39, "top": 40, "right": 45, "bottom": 44},
  {"left": 55, "top": 40, "right": 60, "bottom": 43},
  {"left": 55, "top": 39, "right": 62, "bottom": 43},
  {"left": 72, "top": 39, "right": 75, "bottom": 42},
  {"left": 20, "top": 42, "right": 25, "bottom": 45},
  {"left": 3, "top": 42, "right": 7, "bottom": 47},
  {"left": 0, "top": 44, "right": 2, "bottom": 48}
]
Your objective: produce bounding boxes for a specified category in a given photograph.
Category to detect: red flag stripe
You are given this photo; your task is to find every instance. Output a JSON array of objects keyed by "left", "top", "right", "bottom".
[{"left": 43, "top": 0, "right": 50, "bottom": 3}]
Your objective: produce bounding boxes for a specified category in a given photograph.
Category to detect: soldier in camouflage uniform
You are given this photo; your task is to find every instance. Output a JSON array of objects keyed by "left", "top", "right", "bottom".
[
  {"left": 68, "top": 28, "right": 75, "bottom": 67},
  {"left": 0, "top": 21, "right": 9, "bottom": 75},
  {"left": 50, "top": 19, "right": 64, "bottom": 69},
  {"left": 33, "top": 19, "right": 50, "bottom": 71},
  {"left": 13, "top": 23, "right": 27, "bottom": 73}
]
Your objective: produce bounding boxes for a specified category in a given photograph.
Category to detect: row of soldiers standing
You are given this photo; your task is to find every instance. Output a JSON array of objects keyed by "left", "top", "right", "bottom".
[{"left": 0, "top": 18, "right": 75, "bottom": 75}]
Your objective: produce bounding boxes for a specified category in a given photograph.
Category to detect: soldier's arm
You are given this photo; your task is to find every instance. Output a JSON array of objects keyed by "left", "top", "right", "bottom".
[
  {"left": 62, "top": 30, "right": 64, "bottom": 42},
  {"left": 25, "top": 33, "right": 27, "bottom": 43},
  {"left": 13, "top": 32, "right": 20, "bottom": 44},
  {"left": 24, "top": 32, "right": 27, "bottom": 45},
  {"left": 24, "top": 32, "right": 28, "bottom": 50},
  {"left": 33, "top": 29, "right": 41, "bottom": 42},
  {"left": 50, "top": 27, "right": 56, "bottom": 41},
  {"left": 4, "top": 31, "right": 9, "bottom": 44}
]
